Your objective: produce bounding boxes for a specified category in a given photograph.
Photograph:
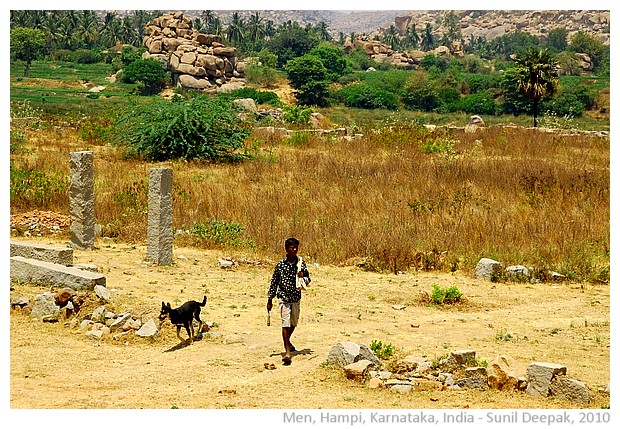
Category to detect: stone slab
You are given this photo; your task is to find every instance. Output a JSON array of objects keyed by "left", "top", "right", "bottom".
[
  {"left": 10, "top": 256, "right": 106, "bottom": 290},
  {"left": 10, "top": 241, "right": 73, "bottom": 265}
]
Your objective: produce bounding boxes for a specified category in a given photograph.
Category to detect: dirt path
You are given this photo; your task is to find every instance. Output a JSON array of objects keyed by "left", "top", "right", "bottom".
[{"left": 9, "top": 237, "right": 610, "bottom": 410}]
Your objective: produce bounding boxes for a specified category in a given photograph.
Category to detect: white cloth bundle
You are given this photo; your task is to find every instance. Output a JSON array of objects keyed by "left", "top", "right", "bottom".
[{"left": 296, "top": 257, "right": 309, "bottom": 290}]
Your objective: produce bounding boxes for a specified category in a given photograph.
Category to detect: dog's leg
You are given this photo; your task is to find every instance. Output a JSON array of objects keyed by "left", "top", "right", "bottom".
[
  {"left": 184, "top": 322, "right": 193, "bottom": 344},
  {"left": 195, "top": 309, "right": 204, "bottom": 332},
  {"left": 176, "top": 325, "right": 184, "bottom": 342}
]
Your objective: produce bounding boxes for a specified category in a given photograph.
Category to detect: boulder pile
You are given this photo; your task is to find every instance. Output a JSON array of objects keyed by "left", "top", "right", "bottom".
[{"left": 142, "top": 11, "right": 246, "bottom": 92}]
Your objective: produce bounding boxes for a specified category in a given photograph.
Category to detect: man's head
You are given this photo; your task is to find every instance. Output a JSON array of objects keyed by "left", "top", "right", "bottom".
[{"left": 285, "top": 237, "right": 300, "bottom": 249}]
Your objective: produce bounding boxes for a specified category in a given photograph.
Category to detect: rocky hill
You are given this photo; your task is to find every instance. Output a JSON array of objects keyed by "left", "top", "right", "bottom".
[
  {"left": 180, "top": 10, "right": 609, "bottom": 44},
  {"left": 387, "top": 10, "right": 610, "bottom": 45}
]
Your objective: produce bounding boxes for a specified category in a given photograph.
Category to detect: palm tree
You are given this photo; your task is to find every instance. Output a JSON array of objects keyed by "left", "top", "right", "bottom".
[
  {"left": 74, "top": 10, "right": 100, "bottom": 49},
  {"left": 404, "top": 24, "right": 420, "bottom": 49},
  {"left": 247, "top": 11, "right": 266, "bottom": 45},
  {"left": 383, "top": 25, "right": 400, "bottom": 50},
  {"left": 226, "top": 12, "right": 245, "bottom": 46},
  {"left": 421, "top": 23, "right": 435, "bottom": 51},
  {"left": 514, "top": 48, "right": 559, "bottom": 127},
  {"left": 315, "top": 21, "right": 331, "bottom": 42},
  {"left": 200, "top": 10, "right": 217, "bottom": 32}
]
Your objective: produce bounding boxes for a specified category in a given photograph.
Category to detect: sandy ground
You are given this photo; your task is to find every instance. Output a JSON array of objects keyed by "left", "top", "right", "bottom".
[{"left": 8, "top": 237, "right": 610, "bottom": 413}]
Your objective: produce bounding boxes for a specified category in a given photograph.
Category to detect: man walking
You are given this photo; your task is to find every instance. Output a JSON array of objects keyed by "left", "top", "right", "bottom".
[{"left": 267, "top": 237, "right": 311, "bottom": 365}]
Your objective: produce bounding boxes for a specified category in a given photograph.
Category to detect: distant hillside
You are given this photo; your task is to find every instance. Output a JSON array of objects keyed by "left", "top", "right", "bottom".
[
  {"left": 377, "top": 10, "right": 610, "bottom": 44},
  {"left": 180, "top": 10, "right": 408, "bottom": 35}
]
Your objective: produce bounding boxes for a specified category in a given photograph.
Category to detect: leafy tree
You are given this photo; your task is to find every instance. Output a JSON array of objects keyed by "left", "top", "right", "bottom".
[
  {"left": 285, "top": 54, "right": 329, "bottom": 106},
  {"left": 10, "top": 27, "right": 47, "bottom": 77},
  {"left": 333, "top": 83, "right": 398, "bottom": 110},
  {"left": 569, "top": 31, "right": 609, "bottom": 75},
  {"left": 268, "top": 23, "right": 320, "bottom": 68},
  {"left": 401, "top": 71, "right": 440, "bottom": 111},
  {"left": 308, "top": 43, "right": 348, "bottom": 81},
  {"left": 547, "top": 27, "right": 569, "bottom": 52},
  {"left": 112, "top": 96, "right": 250, "bottom": 161},
  {"left": 120, "top": 58, "right": 169, "bottom": 95},
  {"left": 513, "top": 48, "right": 559, "bottom": 126}
]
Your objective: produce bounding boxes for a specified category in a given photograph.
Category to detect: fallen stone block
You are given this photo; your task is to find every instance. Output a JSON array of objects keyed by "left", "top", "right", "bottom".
[
  {"left": 488, "top": 355, "right": 527, "bottom": 391},
  {"left": 476, "top": 258, "right": 502, "bottom": 279},
  {"left": 10, "top": 241, "right": 73, "bottom": 265},
  {"left": 526, "top": 362, "right": 567, "bottom": 397},
  {"left": 344, "top": 359, "right": 377, "bottom": 381},
  {"left": 10, "top": 256, "right": 106, "bottom": 290},
  {"left": 550, "top": 376, "right": 591, "bottom": 404}
]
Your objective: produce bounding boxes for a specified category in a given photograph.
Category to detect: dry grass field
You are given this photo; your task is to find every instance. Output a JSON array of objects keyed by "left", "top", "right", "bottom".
[{"left": 9, "top": 236, "right": 610, "bottom": 410}]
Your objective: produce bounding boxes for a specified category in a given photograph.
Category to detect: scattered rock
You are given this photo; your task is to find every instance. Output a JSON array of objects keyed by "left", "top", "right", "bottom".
[
  {"left": 475, "top": 258, "right": 502, "bottom": 279},
  {"left": 550, "top": 376, "right": 591, "bottom": 404},
  {"left": 31, "top": 292, "right": 61, "bottom": 320},
  {"left": 526, "top": 362, "right": 567, "bottom": 397},
  {"left": 135, "top": 318, "right": 159, "bottom": 338},
  {"left": 94, "top": 285, "right": 111, "bottom": 300}
]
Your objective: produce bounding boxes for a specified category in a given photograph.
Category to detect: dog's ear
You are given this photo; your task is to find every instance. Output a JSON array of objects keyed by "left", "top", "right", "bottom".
[{"left": 167, "top": 302, "right": 171, "bottom": 308}]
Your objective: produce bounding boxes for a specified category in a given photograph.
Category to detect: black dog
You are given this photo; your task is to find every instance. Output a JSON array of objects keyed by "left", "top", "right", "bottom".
[{"left": 159, "top": 296, "right": 207, "bottom": 344}]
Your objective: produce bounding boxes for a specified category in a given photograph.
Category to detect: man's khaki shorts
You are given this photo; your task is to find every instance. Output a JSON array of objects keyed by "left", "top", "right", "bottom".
[{"left": 279, "top": 300, "right": 300, "bottom": 328}]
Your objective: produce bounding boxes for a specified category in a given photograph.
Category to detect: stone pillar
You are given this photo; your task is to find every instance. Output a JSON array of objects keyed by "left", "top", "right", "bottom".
[
  {"left": 147, "top": 168, "right": 173, "bottom": 265},
  {"left": 70, "top": 151, "right": 95, "bottom": 249}
]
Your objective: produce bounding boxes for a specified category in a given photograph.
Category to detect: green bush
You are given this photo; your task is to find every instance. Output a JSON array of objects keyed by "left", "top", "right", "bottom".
[
  {"left": 458, "top": 90, "right": 500, "bottom": 115},
  {"left": 120, "top": 58, "right": 169, "bottom": 95},
  {"left": 189, "top": 220, "right": 255, "bottom": 249},
  {"left": 220, "top": 87, "right": 281, "bottom": 107},
  {"left": 541, "top": 92, "right": 584, "bottom": 117},
  {"left": 285, "top": 54, "right": 330, "bottom": 106},
  {"left": 370, "top": 340, "right": 395, "bottom": 359},
  {"left": 256, "top": 48, "right": 278, "bottom": 68},
  {"left": 111, "top": 95, "right": 251, "bottom": 161},
  {"left": 333, "top": 83, "right": 398, "bottom": 110},
  {"left": 402, "top": 72, "right": 440, "bottom": 112},
  {"left": 309, "top": 43, "right": 349, "bottom": 81},
  {"left": 281, "top": 105, "right": 313, "bottom": 125},
  {"left": 360, "top": 69, "right": 410, "bottom": 94},
  {"left": 243, "top": 64, "right": 279, "bottom": 88},
  {"left": 430, "top": 284, "right": 463, "bottom": 305},
  {"left": 72, "top": 49, "right": 103, "bottom": 64}
]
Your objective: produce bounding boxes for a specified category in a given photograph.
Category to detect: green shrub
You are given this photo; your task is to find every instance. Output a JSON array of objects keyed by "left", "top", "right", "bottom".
[
  {"left": 220, "top": 87, "right": 281, "bottom": 107},
  {"left": 458, "top": 90, "right": 500, "bottom": 115},
  {"left": 257, "top": 48, "right": 278, "bottom": 68},
  {"left": 243, "top": 64, "right": 279, "bottom": 88},
  {"left": 541, "top": 92, "right": 584, "bottom": 117},
  {"left": 430, "top": 284, "right": 463, "bottom": 305},
  {"left": 370, "top": 340, "right": 395, "bottom": 359},
  {"left": 120, "top": 58, "right": 169, "bottom": 95},
  {"left": 333, "top": 83, "right": 398, "bottom": 110},
  {"left": 401, "top": 72, "right": 440, "bottom": 111},
  {"left": 72, "top": 49, "right": 103, "bottom": 64},
  {"left": 189, "top": 220, "right": 255, "bottom": 248},
  {"left": 281, "top": 105, "right": 313, "bottom": 125},
  {"left": 111, "top": 96, "right": 250, "bottom": 161},
  {"left": 285, "top": 54, "right": 330, "bottom": 106}
]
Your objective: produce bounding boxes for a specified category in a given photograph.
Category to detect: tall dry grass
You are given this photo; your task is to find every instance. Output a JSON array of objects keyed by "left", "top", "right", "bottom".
[{"left": 10, "top": 124, "right": 609, "bottom": 281}]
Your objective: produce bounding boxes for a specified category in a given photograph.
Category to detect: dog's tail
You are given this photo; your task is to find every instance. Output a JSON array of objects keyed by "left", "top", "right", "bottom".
[{"left": 200, "top": 296, "right": 207, "bottom": 306}]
